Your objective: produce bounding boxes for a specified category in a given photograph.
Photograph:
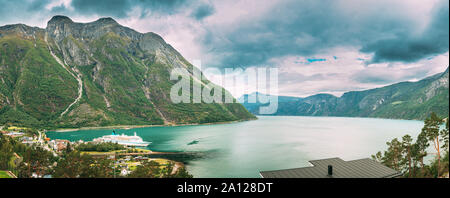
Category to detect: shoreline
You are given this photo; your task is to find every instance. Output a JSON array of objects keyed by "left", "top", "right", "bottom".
[
  {"left": 255, "top": 115, "right": 427, "bottom": 122},
  {"left": 51, "top": 118, "right": 257, "bottom": 133}
]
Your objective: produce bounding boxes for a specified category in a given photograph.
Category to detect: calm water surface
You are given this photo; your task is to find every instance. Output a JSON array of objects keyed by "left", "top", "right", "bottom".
[{"left": 46, "top": 116, "right": 424, "bottom": 178}]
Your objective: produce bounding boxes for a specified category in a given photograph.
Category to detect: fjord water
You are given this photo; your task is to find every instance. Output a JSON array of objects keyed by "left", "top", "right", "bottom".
[{"left": 46, "top": 116, "right": 424, "bottom": 178}]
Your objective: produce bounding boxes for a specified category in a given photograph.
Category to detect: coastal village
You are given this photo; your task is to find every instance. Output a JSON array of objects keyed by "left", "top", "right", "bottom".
[{"left": 0, "top": 125, "right": 191, "bottom": 178}]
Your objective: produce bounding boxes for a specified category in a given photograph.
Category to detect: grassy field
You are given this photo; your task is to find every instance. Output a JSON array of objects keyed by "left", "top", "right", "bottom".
[
  {"left": 80, "top": 150, "right": 126, "bottom": 155},
  {"left": 0, "top": 171, "right": 13, "bottom": 178},
  {"left": 134, "top": 148, "right": 152, "bottom": 153},
  {"left": 80, "top": 148, "right": 152, "bottom": 156},
  {"left": 124, "top": 158, "right": 173, "bottom": 171},
  {"left": 151, "top": 158, "right": 170, "bottom": 165}
]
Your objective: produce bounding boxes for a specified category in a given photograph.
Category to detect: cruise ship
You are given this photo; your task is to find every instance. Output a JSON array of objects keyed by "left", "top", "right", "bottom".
[{"left": 93, "top": 131, "right": 151, "bottom": 147}]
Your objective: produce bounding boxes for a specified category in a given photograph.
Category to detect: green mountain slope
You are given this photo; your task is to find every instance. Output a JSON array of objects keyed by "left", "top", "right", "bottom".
[
  {"left": 0, "top": 16, "right": 255, "bottom": 128},
  {"left": 241, "top": 67, "right": 449, "bottom": 120}
]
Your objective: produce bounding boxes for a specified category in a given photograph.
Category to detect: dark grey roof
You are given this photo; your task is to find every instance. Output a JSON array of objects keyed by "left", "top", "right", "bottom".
[{"left": 260, "top": 158, "right": 402, "bottom": 178}]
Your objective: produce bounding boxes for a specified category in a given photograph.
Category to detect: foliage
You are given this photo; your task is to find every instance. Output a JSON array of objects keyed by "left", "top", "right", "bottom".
[
  {"left": 127, "top": 161, "right": 193, "bottom": 178},
  {"left": 0, "top": 133, "right": 14, "bottom": 170},
  {"left": 76, "top": 142, "right": 125, "bottom": 152},
  {"left": 0, "top": 35, "right": 78, "bottom": 128},
  {"left": 373, "top": 112, "right": 449, "bottom": 178},
  {"left": 1, "top": 129, "right": 194, "bottom": 178},
  {"left": 0, "top": 133, "right": 36, "bottom": 175},
  {"left": 52, "top": 151, "right": 114, "bottom": 178},
  {"left": 0, "top": 170, "right": 13, "bottom": 178},
  {"left": 16, "top": 145, "right": 56, "bottom": 178},
  {"left": 243, "top": 68, "right": 449, "bottom": 120},
  {"left": 0, "top": 107, "right": 43, "bottom": 128},
  {"left": 0, "top": 22, "right": 255, "bottom": 129}
]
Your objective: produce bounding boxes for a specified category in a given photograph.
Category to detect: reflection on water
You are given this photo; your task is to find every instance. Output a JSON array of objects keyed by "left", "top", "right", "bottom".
[{"left": 47, "top": 116, "right": 424, "bottom": 178}]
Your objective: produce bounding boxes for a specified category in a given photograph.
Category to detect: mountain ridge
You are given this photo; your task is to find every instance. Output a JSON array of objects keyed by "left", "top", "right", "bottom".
[
  {"left": 0, "top": 16, "right": 255, "bottom": 129},
  {"left": 240, "top": 67, "right": 449, "bottom": 120}
]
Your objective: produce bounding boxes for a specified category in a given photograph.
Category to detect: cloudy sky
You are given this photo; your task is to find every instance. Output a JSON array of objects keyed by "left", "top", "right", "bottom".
[{"left": 0, "top": 0, "right": 448, "bottom": 97}]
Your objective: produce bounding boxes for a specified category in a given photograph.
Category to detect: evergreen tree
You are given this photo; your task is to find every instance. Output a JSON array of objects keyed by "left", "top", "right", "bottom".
[
  {"left": 374, "top": 112, "right": 450, "bottom": 178},
  {"left": 171, "top": 167, "right": 194, "bottom": 178},
  {"left": 0, "top": 134, "right": 14, "bottom": 170},
  {"left": 17, "top": 146, "right": 53, "bottom": 178},
  {"left": 53, "top": 151, "right": 113, "bottom": 178},
  {"left": 384, "top": 138, "right": 403, "bottom": 171},
  {"left": 441, "top": 118, "right": 449, "bottom": 154},
  {"left": 128, "top": 161, "right": 161, "bottom": 178},
  {"left": 414, "top": 131, "right": 429, "bottom": 170},
  {"left": 401, "top": 135, "right": 413, "bottom": 177},
  {"left": 422, "top": 112, "right": 444, "bottom": 176}
]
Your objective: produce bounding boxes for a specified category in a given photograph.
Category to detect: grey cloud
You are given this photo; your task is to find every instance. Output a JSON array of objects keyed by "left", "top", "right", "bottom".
[
  {"left": 350, "top": 67, "right": 432, "bottom": 84},
  {"left": 361, "top": 0, "right": 449, "bottom": 64},
  {"left": 279, "top": 73, "right": 328, "bottom": 84},
  {"left": 1, "top": 0, "right": 447, "bottom": 70},
  {"left": 27, "top": 0, "right": 52, "bottom": 12},
  {"left": 0, "top": 0, "right": 51, "bottom": 21},
  {"left": 352, "top": 74, "right": 399, "bottom": 84},
  {"left": 201, "top": 0, "right": 449, "bottom": 68},
  {"left": 71, "top": 0, "right": 133, "bottom": 18},
  {"left": 70, "top": 0, "right": 193, "bottom": 18},
  {"left": 191, "top": 3, "right": 215, "bottom": 20},
  {"left": 0, "top": 0, "right": 201, "bottom": 24},
  {"left": 139, "top": 0, "right": 190, "bottom": 13}
]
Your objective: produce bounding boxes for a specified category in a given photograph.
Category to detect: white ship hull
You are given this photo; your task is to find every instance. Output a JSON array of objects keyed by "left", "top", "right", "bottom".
[
  {"left": 104, "top": 140, "right": 150, "bottom": 147},
  {"left": 93, "top": 132, "right": 151, "bottom": 147}
]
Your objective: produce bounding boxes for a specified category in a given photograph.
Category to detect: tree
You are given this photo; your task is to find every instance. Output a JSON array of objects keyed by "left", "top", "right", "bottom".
[
  {"left": 0, "top": 134, "right": 14, "bottom": 170},
  {"left": 371, "top": 151, "right": 383, "bottom": 163},
  {"left": 410, "top": 142, "right": 420, "bottom": 176},
  {"left": 128, "top": 161, "right": 161, "bottom": 178},
  {"left": 65, "top": 142, "right": 73, "bottom": 154},
  {"left": 53, "top": 151, "right": 113, "bottom": 178},
  {"left": 414, "top": 131, "right": 429, "bottom": 170},
  {"left": 373, "top": 113, "right": 450, "bottom": 178},
  {"left": 171, "top": 167, "right": 193, "bottom": 178},
  {"left": 76, "top": 142, "right": 125, "bottom": 152},
  {"left": 441, "top": 118, "right": 449, "bottom": 154},
  {"left": 384, "top": 138, "right": 403, "bottom": 171},
  {"left": 401, "top": 135, "right": 413, "bottom": 177},
  {"left": 422, "top": 112, "right": 444, "bottom": 176},
  {"left": 160, "top": 162, "right": 175, "bottom": 178},
  {"left": 53, "top": 151, "right": 84, "bottom": 178},
  {"left": 17, "top": 146, "right": 53, "bottom": 178},
  {"left": 79, "top": 157, "right": 113, "bottom": 178},
  {"left": 127, "top": 161, "right": 194, "bottom": 178}
]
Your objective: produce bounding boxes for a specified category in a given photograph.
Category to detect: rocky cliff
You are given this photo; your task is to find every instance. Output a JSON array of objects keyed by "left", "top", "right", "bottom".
[{"left": 0, "top": 16, "right": 255, "bottom": 128}]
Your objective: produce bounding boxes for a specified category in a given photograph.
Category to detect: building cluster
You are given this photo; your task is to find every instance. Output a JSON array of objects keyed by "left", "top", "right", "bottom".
[
  {"left": 1, "top": 126, "right": 28, "bottom": 138},
  {"left": 1, "top": 131, "right": 25, "bottom": 138},
  {"left": 48, "top": 139, "right": 70, "bottom": 152},
  {"left": 111, "top": 155, "right": 156, "bottom": 177},
  {"left": 1, "top": 125, "right": 177, "bottom": 178},
  {"left": 1, "top": 127, "right": 36, "bottom": 144}
]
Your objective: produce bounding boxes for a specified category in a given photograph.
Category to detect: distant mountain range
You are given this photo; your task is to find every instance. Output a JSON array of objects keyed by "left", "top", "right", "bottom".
[
  {"left": 0, "top": 16, "right": 255, "bottom": 128},
  {"left": 240, "top": 67, "right": 449, "bottom": 120}
]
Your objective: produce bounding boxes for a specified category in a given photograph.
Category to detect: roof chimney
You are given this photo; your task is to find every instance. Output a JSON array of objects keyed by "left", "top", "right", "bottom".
[{"left": 328, "top": 165, "right": 333, "bottom": 176}]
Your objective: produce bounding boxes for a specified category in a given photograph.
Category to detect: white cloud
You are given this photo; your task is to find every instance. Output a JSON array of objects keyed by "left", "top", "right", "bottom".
[
  {"left": 46, "top": 0, "right": 73, "bottom": 11},
  {"left": 1, "top": 0, "right": 447, "bottom": 98},
  {"left": 264, "top": 49, "right": 449, "bottom": 97}
]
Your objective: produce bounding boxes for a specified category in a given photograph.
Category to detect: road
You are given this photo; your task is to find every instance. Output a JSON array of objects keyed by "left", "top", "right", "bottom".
[
  {"left": 45, "top": 35, "right": 83, "bottom": 117},
  {"left": 38, "top": 131, "right": 58, "bottom": 156}
]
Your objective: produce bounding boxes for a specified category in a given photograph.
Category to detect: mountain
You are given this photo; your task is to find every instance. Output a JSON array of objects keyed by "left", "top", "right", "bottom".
[
  {"left": 240, "top": 67, "right": 449, "bottom": 120},
  {"left": 0, "top": 16, "right": 255, "bottom": 128}
]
